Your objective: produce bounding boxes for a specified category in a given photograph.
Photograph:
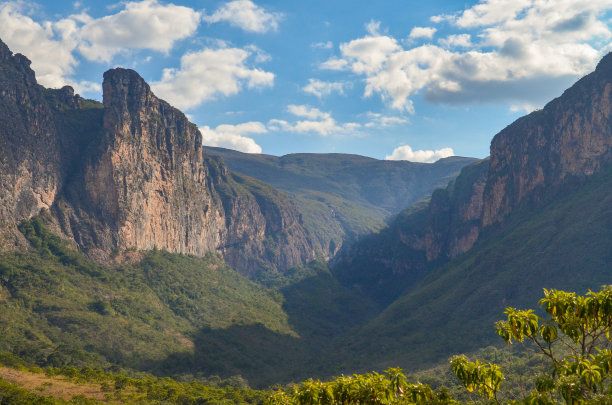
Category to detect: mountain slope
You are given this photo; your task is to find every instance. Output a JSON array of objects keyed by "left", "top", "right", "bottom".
[
  {"left": 327, "top": 53, "right": 612, "bottom": 372},
  {"left": 0, "top": 218, "right": 294, "bottom": 371},
  {"left": 338, "top": 163, "right": 612, "bottom": 372},
  {"left": 206, "top": 147, "right": 476, "bottom": 257}
]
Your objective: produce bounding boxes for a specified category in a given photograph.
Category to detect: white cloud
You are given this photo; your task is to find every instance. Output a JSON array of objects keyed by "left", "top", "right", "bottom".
[
  {"left": 203, "top": 0, "right": 282, "bottom": 33},
  {"left": 302, "top": 79, "right": 346, "bottom": 98},
  {"left": 438, "top": 34, "right": 472, "bottom": 48},
  {"left": 385, "top": 145, "right": 454, "bottom": 163},
  {"left": 287, "top": 104, "right": 329, "bottom": 120},
  {"left": 151, "top": 46, "right": 274, "bottom": 110},
  {"left": 365, "top": 20, "right": 382, "bottom": 36},
  {"left": 323, "top": 0, "right": 612, "bottom": 112},
  {"left": 0, "top": 2, "right": 78, "bottom": 88},
  {"left": 268, "top": 105, "right": 360, "bottom": 136},
  {"left": 311, "top": 41, "right": 333, "bottom": 49},
  {"left": 200, "top": 122, "right": 265, "bottom": 153},
  {"left": 78, "top": 0, "right": 201, "bottom": 63},
  {"left": 0, "top": 0, "right": 201, "bottom": 90},
  {"left": 409, "top": 27, "right": 437, "bottom": 39},
  {"left": 365, "top": 112, "right": 409, "bottom": 128}
]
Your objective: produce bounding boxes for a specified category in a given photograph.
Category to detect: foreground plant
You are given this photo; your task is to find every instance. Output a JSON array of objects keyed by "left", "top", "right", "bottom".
[{"left": 269, "top": 286, "right": 612, "bottom": 404}]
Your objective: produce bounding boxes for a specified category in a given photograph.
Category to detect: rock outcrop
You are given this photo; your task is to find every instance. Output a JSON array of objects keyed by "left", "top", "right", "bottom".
[
  {"left": 483, "top": 53, "right": 612, "bottom": 226},
  {"left": 334, "top": 52, "right": 612, "bottom": 303},
  {"left": 0, "top": 42, "right": 61, "bottom": 226},
  {"left": 0, "top": 38, "right": 314, "bottom": 274}
]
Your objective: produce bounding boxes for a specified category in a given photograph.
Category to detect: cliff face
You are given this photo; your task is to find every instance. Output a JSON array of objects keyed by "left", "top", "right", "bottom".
[
  {"left": 0, "top": 42, "right": 60, "bottom": 226},
  {"left": 55, "top": 68, "right": 315, "bottom": 272},
  {"left": 74, "top": 68, "right": 224, "bottom": 256},
  {"left": 334, "top": 53, "right": 612, "bottom": 302},
  {"left": 0, "top": 38, "right": 314, "bottom": 274},
  {"left": 483, "top": 54, "right": 612, "bottom": 226}
]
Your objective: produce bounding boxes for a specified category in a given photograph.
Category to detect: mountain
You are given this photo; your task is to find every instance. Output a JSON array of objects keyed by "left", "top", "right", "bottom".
[
  {"left": 329, "top": 53, "right": 612, "bottom": 371},
  {"left": 0, "top": 37, "right": 472, "bottom": 277},
  {"left": 0, "top": 37, "right": 471, "bottom": 387},
  {"left": 0, "top": 39, "right": 317, "bottom": 275},
  {"left": 206, "top": 146, "right": 476, "bottom": 259}
]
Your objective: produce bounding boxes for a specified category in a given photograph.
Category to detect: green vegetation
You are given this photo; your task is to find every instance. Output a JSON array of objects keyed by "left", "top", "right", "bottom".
[
  {"left": 1, "top": 218, "right": 293, "bottom": 376},
  {"left": 205, "top": 147, "right": 475, "bottom": 257},
  {"left": 265, "top": 368, "right": 455, "bottom": 404},
  {"left": 336, "top": 163, "right": 612, "bottom": 373},
  {"left": 0, "top": 352, "right": 266, "bottom": 404},
  {"left": 266, "top": 287, "right": 612, "bottom": 404}
]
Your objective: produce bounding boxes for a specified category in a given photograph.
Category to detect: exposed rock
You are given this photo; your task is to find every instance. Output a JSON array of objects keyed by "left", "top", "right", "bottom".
[
  {"left": 0, "top": 43, "right": 62, "bottom": 227},
  {"left": 483, "top": 53, "right": 612, "bottom": 226},
  {"left": 0, "top": 37, "right": 315, "bottom": 275},
  {"left": 334, "top": 53, "right": 612, "bottom": 302}
]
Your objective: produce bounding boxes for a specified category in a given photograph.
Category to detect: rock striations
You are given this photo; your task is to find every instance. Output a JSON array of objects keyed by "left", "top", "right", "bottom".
[{"left": 0, "top": 39, "right": 314, "bottom": 274}]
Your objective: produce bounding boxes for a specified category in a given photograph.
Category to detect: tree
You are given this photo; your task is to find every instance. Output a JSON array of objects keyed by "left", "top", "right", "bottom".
[
  {"left": 265, "top": 368, "right": 457, "bottom": 404},
  {"left": 267, "top": 287, "right": 612, "bottom": 404}
]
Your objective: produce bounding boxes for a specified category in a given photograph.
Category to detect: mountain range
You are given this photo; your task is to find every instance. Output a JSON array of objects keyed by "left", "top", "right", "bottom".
[{"left": 1, "top": 34, "right": 612, "bottom": 394}]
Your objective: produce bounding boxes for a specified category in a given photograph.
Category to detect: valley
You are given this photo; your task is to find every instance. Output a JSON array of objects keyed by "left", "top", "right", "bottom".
[{"left": 1, "top": 33, "right": 612, "bottom": 404}]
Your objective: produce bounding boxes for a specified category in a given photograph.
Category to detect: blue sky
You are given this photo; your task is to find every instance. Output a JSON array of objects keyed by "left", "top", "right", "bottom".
[{"left": 1, "top": 0, "right": 612, "bottom": 161}]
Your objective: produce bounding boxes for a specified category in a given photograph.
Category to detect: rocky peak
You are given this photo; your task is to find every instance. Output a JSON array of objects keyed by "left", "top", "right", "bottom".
[
  {"left": 482, "top": 52, "right": 612, "bottom": 226},
  {"left": 0, "top": 38, "right": 60, "bottom": 227},
  {"left": 0, "top": 39, "right": 11, "bottom": 60}
]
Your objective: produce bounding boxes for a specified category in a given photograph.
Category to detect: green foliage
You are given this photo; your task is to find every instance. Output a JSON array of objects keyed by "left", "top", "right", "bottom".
[
  {"left": 450, "top": 355, "right": 503, "bottom": 402},
  {"left": 0, "top": 352, "right": 267, "bottom": 404},
  {"left": 342, "top": 164, "right": 612, "bottom": 372},
  {"left": 1, "top": 218, "right": 294, "bottom": 378},
  {"left": 492, "top": 287, "right": 612, "bottom": 403},
  {"left": 264, "top": 368, "right": 457, "bottom": 404}
]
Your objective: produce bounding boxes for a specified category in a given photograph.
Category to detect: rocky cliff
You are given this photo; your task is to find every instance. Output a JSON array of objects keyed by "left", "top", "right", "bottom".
[
  {"left": 334, "top": 52, "right": 612, "bottom": 302},
  {"left": 0, "top": 41, "right": 63, "bottom": 249},
  {"left": 483, "top": 53, "right": 612, "bottom": 226},
  {"left": 0, "top": 39, "right": 314, "bottom": 274}
]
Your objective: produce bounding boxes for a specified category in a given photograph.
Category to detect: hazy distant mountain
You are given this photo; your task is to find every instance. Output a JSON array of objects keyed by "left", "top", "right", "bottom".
[{"left": 206, "top": 146, "right": 476, "bottom": 259}]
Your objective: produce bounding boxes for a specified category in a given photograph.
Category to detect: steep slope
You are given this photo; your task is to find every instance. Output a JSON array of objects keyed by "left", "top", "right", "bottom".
[
  {"left": 329, "top": 53, "right": 612, "bottom": 371},
  {"left": 0, "top": 218, "right": 294, "bottom": 371},
  {"left": 332, "top": 158, "right": 489, "bottom": 305},
  {"left": 206, "top": 147, "right": 476, "bottom": 257},
  {"left": 0, "top": 41, "right": 66, "bottom": 250},
  {"left": 0, "top": 38, "right": 315, "bottom": 275},
  {"left": 333, "top": 53, "right": 612, "bottom": 304},
  {"left": 338, "top": 163, "right": 612, "bottom": 372}
]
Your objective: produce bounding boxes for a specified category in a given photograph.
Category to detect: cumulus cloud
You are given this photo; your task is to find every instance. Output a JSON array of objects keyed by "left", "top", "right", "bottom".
[
  {"left": 438, "top": 34, "right": 472, "bottom": 48},
  {"left": 151, "top": 46, "right": 274, "bottom": 110},
  {"left": 0, "top": 0, "right": 200, "bottom": 90},
  {"left": 78, "top": 0, "right": 200, "bottom": 62},
  {"left": 302, "top": 79, "right": 346, "bottom": 98},
  {"left": 268, "top": 105, "right": 360, "bottom": 136},
  {"left": 322, "top": 0, "right": 612, "bottom": 112},
  {"left": 409, "top": 27, "right": 437, "bottom": 39},
  {"left": 203, "top": 0, "right": 282, "bottom": 33},
  {"left": 0, "top": 2, "right": 78, "bottom": 88},
  {"left": 385, "top": 145, "right": 454, "bottom": 163},
  {"left": 200, "top": 122, "right": 265, "bottom": 153}
]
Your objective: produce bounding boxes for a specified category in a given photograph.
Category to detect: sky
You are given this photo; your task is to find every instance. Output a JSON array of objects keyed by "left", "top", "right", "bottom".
[{"left": 1, "top": 1, "right": 612, "bottom": 162}]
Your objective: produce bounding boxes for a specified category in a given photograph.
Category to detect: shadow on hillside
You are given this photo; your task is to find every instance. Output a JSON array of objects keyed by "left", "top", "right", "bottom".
[
  {"left": 154, "top": 271, "right": 382, "bottom": 388},
  {"left": 155, "top": 323, "right": 323, "bottom": 388}
]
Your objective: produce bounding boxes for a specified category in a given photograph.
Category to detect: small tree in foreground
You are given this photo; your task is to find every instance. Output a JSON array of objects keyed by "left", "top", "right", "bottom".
[{"left": 266, "top": 287, "right": 612, "bottom": 404}]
